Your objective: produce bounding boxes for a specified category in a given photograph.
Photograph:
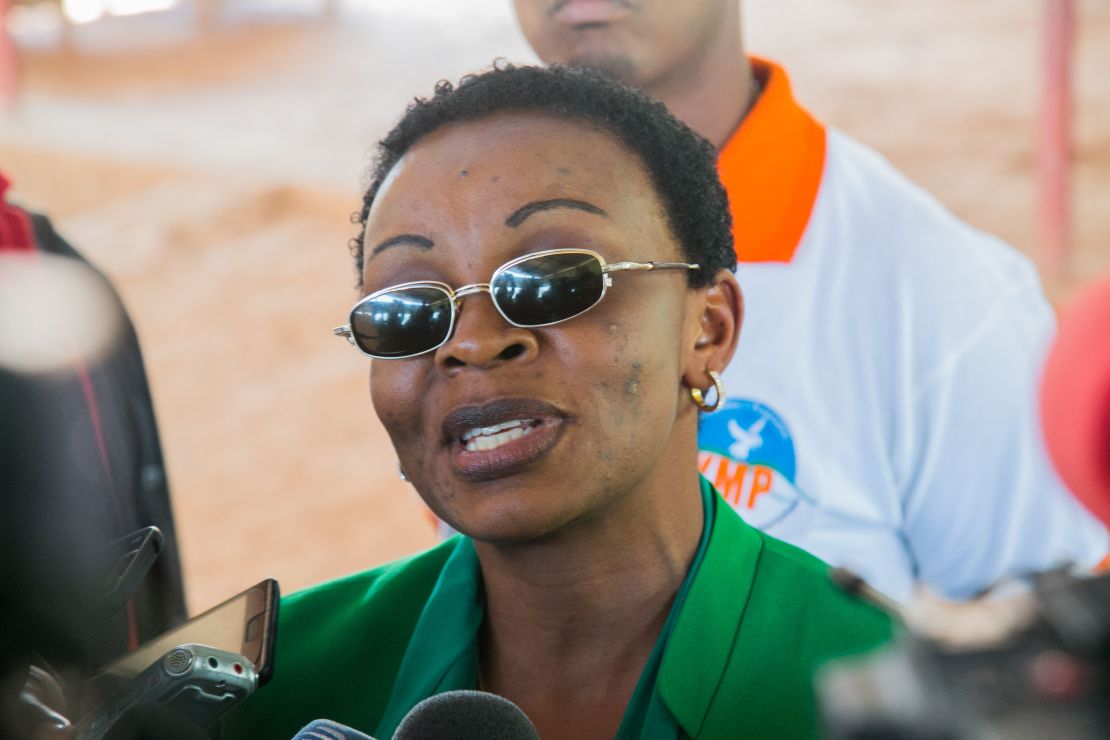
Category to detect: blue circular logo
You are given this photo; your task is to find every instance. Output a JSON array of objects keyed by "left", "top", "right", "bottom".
[
  {"left": 698, "top": 399, "right": 811, "bottom": 531},
  {"left": 700, "top": 399, "right": 796, "bottom": 482}
]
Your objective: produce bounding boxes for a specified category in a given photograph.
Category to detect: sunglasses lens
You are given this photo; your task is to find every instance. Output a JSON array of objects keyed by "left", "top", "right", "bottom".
[
  {"left": 349, "top": 286, "right": 453, "bottom": 358},
  {"left": 492, "top": 252, "right": 605, "bottom": 326}
]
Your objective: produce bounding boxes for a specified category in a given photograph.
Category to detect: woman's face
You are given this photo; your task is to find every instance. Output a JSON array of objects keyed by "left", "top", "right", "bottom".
[{"left": 363, "top": 113, "right": 707, "bottom": 543}]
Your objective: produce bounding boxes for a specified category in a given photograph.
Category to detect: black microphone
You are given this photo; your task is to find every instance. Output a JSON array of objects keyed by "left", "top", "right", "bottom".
[
  {"left": 291, "top": 719, "right": 377, "bottom": 740},
  {"left": 392, "top": 690, "right": 540, "bottom": 740}
]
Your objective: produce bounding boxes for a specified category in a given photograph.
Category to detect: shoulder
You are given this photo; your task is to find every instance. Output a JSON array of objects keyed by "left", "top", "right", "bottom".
[
  {"left": 283, "top": 537, "right": 455, "bottom": 621},
  {"left": 219, "top": 540, "right": 457, "bottom": 739},
  {"left": 695, "top": 507, "right": 895, "bottom": 738},
  {"left": 805, "top": 130, "right": 1054, "bottom": 379},
  {"left": 816, "top": 129, "right": 1044, "bottom": 306},
  {"left": 26, "top": 211, "right": 86, "bottom": 262},
  {"left": 747, "top": 528, "right": 895, "bottom": 656},
  {"left": 711, "top": 496, "right": 894, "bottom": 657},
  {"left": 275, "top": 539, "right": 455, "bottom": 654}
]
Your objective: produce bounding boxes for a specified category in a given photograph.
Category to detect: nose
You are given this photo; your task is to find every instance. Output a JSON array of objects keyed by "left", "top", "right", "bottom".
[{"left": 435, "top": 290, "right": 539, "bottom": 371}]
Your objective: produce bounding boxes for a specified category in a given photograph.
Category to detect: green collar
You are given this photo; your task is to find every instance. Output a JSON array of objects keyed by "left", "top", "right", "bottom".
[
  {"left": 657, "top": 479, "right": 764, "bottom": 738},
  {"left": 376, "top": 477, "right": 754, "bottom": 739},
  {"left": 376, "top": 538, "right": 484, "bottom": 735}
]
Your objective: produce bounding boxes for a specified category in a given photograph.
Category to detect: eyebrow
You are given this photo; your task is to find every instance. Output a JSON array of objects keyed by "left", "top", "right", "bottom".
[
  {"left": 504, "top": 198, "right": 609, "bottom": 228},
  {"left": 369, "top": 233, "right": 435, "bottom": 259}
]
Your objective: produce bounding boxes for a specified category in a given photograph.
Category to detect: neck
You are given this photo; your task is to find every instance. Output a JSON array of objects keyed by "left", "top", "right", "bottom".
[
  {"left": 472, "top": 419, "right": 704, "bottom": 726},
  {"left": 644, "top": 20, "right": 753, "bottom": 149},
  {"left": 478, "top": 482, "right": 702, "bottom": 651}
]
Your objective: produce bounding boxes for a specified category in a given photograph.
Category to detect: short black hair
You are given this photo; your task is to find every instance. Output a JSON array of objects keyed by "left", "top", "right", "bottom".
[{"left": 352, "top": 62, "right": 735, "bottom": 289}]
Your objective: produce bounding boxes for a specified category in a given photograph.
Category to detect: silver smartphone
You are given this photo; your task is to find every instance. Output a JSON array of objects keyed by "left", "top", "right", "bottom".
[
  {"left": 75, "top": 578, "right": 278, "bottom": 737},
  {"left": 76, "top": 643, "right": 257, "bottom": 739}
]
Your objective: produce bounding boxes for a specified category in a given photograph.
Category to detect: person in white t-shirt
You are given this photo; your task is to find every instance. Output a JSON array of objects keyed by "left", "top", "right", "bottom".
[{"left": 511, "top": 0, "right": 1107, "bottom": 601}]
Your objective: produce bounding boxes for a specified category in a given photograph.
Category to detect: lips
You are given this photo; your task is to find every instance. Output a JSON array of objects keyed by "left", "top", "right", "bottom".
[
  {"left": 442, "top": 398, "right": 568, "bottom": 482},
  {"left": 550, "top": 0, "right": 633, "bottom": 25}
]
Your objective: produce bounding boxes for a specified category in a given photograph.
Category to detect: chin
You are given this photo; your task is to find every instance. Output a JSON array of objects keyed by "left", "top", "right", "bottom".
[
  {"left": 566, "top": 52, "right": 639, "bottom": 87},
  {"left": 451, "top": 513, "right": 556, "bottom": 546},
  {"left": 445, "top": 495, "right": 577, "bottom": 546}
]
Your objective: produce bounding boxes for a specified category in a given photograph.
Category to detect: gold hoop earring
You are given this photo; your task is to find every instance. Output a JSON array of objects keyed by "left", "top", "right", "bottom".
[{"left": 690, "top": 369, "right": 725, "bottom": 413}]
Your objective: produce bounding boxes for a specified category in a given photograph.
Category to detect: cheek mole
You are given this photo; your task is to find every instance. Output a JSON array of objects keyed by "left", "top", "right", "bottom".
[{"left": 623, "top": 361, "right": 644, "bottom": 399}]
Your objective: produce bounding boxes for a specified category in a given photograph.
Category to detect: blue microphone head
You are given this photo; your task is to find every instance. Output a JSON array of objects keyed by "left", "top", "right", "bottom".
[
  {"left": 392, "top": 690, "right": 540, "bottom": 740},
  {"left": 292, "top": 718, "right": 376, "bottom": 740}
]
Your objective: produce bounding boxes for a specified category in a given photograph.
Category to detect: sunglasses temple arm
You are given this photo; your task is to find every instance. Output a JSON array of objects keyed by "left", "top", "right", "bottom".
[
  {"left": 333, "top": 325, "right": 357, "bottom": 347},
  {"left": 604, "top": 261, "right": 700, "bottom": 273}
]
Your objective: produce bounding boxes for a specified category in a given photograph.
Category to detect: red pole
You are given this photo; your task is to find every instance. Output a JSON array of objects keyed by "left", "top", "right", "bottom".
[{"left": 1040, "top": 0, "right": 1076, "bottom": 281}]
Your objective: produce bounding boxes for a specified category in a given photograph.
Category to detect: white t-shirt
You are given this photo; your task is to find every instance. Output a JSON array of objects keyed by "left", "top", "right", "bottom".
[{"left": 698, "top": 60, "right": 1107, "bottom": 602}]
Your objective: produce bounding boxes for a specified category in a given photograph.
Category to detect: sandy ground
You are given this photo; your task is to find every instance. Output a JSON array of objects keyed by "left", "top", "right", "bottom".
[{"left": 2, "top": 0, "right": 1108, "bottom": 613}]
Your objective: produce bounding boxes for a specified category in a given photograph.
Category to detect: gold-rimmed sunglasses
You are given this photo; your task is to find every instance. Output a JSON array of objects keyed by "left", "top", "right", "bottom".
[{"left": 333, "top": 248, "right": 698, "bottom": 360}]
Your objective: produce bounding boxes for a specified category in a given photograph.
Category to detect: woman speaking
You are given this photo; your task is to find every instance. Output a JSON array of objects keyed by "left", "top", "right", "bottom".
[{"left": 221, "top": 64, "right": 892, "bottom": 739}]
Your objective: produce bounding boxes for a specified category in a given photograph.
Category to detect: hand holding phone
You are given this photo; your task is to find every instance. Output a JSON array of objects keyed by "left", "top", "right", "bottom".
[{"left": 1, "top": 664, "right": 74, "bottom": 740}]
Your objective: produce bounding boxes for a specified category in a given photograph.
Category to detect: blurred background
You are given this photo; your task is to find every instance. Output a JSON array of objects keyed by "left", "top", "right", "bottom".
[{"left": 1, "top": 0, "right": 1107, "bottom": 613}]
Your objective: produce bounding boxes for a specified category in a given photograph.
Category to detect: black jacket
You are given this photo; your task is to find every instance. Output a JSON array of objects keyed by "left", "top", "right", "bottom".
[{"left": 0, "top": 193, "right": 186, "bottom": 674}]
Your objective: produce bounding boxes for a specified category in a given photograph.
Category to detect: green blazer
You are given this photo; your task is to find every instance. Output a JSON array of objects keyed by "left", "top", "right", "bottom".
[{"left": 220, "top": 479, "right": 893, "bottom": 738}]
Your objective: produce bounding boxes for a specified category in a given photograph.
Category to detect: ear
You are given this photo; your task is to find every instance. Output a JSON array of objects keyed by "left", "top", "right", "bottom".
[{"left": 682, "top": 269, "right": 743, "bottom": 395}]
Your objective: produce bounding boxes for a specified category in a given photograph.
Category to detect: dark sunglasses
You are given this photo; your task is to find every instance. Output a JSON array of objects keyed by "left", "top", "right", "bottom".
[{"left": 334, "top": 248, "right": 699, "bottom": 360}]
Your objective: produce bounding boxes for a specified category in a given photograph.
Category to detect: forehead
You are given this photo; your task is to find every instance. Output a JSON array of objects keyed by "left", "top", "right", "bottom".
[{"left": 365, "top": 112, "right": 670, "bottom": 258}]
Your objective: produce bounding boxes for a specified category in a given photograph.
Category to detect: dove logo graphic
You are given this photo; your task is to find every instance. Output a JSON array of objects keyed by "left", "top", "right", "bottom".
[
  {"left": 698, "top": 399, "right": 815, "bottom": 531},
  {"left": 728, "top": 416, "right": 767, "bottom": 460}
]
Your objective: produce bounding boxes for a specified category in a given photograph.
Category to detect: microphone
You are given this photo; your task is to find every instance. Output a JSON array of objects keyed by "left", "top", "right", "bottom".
[
  {"left": 291, "top": 691, "right": 539, "bottom": 740},
  {"left": 392, "top": 690, "right": 540, "bottom": 740},
  {"left": 1040, "top": 274, "right": 1110, "bottom": 527},
  {"left": 292, "top": 718, "right": 376, "bottom": 740}
]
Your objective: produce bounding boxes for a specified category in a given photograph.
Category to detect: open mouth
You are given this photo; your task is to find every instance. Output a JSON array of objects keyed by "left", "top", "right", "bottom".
[
  {"left": 443, "top": 400, "right": 567, "bottom": 481},
  {"left": 460, "top": 418, "right": 541, "bottom": 452}
]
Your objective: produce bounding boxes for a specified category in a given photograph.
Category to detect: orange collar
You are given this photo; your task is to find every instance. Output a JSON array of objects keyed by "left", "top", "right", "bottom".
[{"left": 718, "top": 58, "right": 826, "bottom": 264}]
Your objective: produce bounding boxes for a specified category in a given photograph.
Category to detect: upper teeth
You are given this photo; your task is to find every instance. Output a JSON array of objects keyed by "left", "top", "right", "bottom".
[
  {"left": 461, "top": 419, "right": 535, "bottom": 452},
  {"left": 462, "top": 419, "right": 532, "bottom": 442}
]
